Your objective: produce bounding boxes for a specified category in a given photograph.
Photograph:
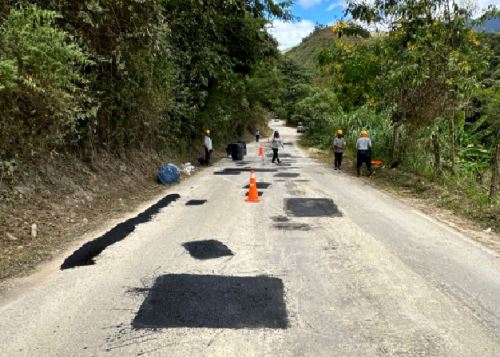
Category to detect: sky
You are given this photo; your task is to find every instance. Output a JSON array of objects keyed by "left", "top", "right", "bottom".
[{"left": 267, "top": 0, "right": 500, "bottom": 51}]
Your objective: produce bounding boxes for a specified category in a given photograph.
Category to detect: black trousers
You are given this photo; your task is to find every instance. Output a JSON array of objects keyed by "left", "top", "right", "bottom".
[
  {"left": 256, "top": 135, "right": 260, "bottom": 142},
  {"left": 272, "top": 148, "right": 280, "bottom": 163},
  {"left": 204, "top": 147, "right": 212, "bottom": 165},
  {"left": 334, "top": 152, "right": 343, "bottom": 168},
  {"left": 357, "top": 150, "right": 372, "bottom": 175}
]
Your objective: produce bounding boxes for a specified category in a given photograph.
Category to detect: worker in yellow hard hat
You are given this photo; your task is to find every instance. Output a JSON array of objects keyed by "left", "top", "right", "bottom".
[
  {"left": 356, "top": 130, "right": 372, "bottom": 176},
  {"left": 333, "top": 129, "right": 346, "bottom": 170},
  {"left": 203, "top": 129, "right": 213, "bottom": 166}
]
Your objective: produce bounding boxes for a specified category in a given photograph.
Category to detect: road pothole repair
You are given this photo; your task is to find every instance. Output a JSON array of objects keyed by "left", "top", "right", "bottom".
[
  {"left": 186, "top": 200, "right": 207, "bottom": 206},
  {"left": 215, "top": 168, "right": 278, "bottom": 175},
  {"left": 132, "top": 274, "right": 288, "bottom": 329},
  {"left": 60, "top": 194, "right": 180, "bottom": 270},
  {"left": 285, "top": 198, "right": 342, "bottom": 217},
  {"left": 275, "top": 173, "right": 300, "bottom": 178},
  {"left": 182, "top": 240, "right": 233, "bottom": 260},
  {"left": 214, "top": 170, "right": 240, "bottom": 176},
  {"left": 271, "top": 215, "right": 289, "bottom": 222},
  {"left": 214, "top": 170, "right": 241, "bottom": 176},
  {"left": 273, "top": 222, "right": 311, "bottom": 231}
]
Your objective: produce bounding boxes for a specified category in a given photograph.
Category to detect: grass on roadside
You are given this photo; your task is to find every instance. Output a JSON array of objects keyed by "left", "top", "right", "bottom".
[{"left": 299, "top": 138, "right": 499, "bottom": 233}]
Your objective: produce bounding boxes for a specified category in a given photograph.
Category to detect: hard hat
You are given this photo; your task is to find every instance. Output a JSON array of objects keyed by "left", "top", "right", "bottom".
[
  {"left": 337, "top": 129, "right": 343, "bottom": 135},
  {"left": 360, "top": 130, "right": 368, "bottom": 137},
  {"left": 205, "top": 129, "right": 210, "bottom": 135}
]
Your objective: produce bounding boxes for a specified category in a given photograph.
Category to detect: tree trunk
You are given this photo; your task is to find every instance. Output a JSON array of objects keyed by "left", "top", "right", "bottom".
[
  {"left": 432, "top": 133, "right": 442, "bottom": 175},
  {"left": 490, "top": 141, "right": 500, "bottom": 200}
]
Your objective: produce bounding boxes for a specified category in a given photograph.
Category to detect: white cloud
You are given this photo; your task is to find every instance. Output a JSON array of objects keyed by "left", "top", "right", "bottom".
[
  {"left": 266, "top": 20, "right": 316, "bottom": 51},
  {"left": 327, "top": 1, "right": 347, "bottom": 11},
  {"left": 474, "top": 0, "right": 500, "bottom": 10},
  {"left": 298, "top": 0, "right": 323, "bottom": 9}
]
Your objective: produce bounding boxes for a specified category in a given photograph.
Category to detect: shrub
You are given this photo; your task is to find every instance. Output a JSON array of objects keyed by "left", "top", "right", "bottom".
[{"left": 0, "top": 6, "right": 88, "bottom": 158}]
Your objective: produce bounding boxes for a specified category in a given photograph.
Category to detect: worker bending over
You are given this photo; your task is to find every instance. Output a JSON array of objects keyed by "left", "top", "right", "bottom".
[{"left": 356, "top": 130, "right": 372, "bottom": 176}]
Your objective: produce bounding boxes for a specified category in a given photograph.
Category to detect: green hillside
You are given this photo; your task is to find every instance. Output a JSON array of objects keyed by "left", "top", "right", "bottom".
[
  {"left": 285, "top": 27, "right": 364, "bottom": 70},
  {"left": 285, "top": 27, "right": 337, "bottom": 69}
]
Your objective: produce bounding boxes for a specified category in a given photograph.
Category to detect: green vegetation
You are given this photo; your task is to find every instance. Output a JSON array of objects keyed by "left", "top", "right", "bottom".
[
  {"left": 286, "top": 25, "right": 337, "bottom": 70},
  {"left": 0, "top": 0, "right": 291, "bottom": 178},
  {"left": 280, "top": 1, "right": 499, "bottom": 226},
  {"left": 0, "top": 0, "right": 498, "bottom": 228}
]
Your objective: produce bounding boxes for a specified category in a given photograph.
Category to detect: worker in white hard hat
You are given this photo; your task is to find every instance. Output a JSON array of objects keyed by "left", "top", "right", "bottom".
[{"left": 204, "top": 129, "right": 213, "bottom": 166}]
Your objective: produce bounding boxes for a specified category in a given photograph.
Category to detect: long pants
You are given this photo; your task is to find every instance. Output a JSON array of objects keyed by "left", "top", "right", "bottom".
[
  {"left": 334, "top": 152, "right": 343, "bottom": 168},
  {"left": 204, "top": 147, "right": 211, "bottom": 166},
  {"left": 357, "top": 150, "right": 372, "bottom": 175},
  {"left": 256, "top": 135, "right": 260, "bottom": 142},
  {"left": 272, "top": 148, "right": 280, "bottom": 163}
]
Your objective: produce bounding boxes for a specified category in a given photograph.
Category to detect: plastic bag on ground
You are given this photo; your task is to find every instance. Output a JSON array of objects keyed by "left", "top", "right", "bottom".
[
  {"left": 182, "top": 162, "right": 195, "bottom": 176},
  {"left": 158, "top": 164, "right": 180, "bottom": 184}
]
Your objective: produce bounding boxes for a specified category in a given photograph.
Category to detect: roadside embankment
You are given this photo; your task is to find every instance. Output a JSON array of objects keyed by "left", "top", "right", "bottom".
[{"left": 0, "top": 148, "right": 227, "bottom": 281}]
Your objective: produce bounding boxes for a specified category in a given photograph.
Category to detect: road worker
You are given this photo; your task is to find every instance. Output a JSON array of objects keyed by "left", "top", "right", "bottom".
[
  {"left": 255, "top": 129, "right": 260, "bottom": 142},
  {"left": 270, "top": 130, "right": 284, "bottom": 164},
  {"left": 333, "top": 129, "right": 346, "bottom": 170},
  {"left": 204, "top": 129, "right": 213, "bottom": 166},
  {"left": 356, "top": 130, "right": 372, "bottom": 176}
]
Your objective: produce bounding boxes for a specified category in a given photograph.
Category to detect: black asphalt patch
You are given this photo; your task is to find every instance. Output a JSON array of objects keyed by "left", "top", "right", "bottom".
[
  {"left": 61, "top": 194, "right": 180, "bottom": 270},
  {"left": 214, "top": 170, "right": 241, "bottom": 176},
  {"left": 182, "top": 240, "right": 233, "bottom": 260},
  {"left": 186, "top": 200, "right": 207, "bottom": 206},
  {"left": 243, "top": 182, "right": 272, "bottom": 189},
  {"left": 132, "top": 274, "right": 288, "bottom": 329},
  {"left": 285, "top": 198, "right": 341, "bottom": 217},
  {"left": 218, "top": 168, "right": 278, "bottom": 174},
  {"left": 271, "top": 215, "right": 289, "bottom": 222},
  {"left": 275, "top": 173, "right": 300, "bottom": 178},
  {"left": 294, "top": 180, "right": 310, "bottom": 183},
  {"left": 273, "top": 223, "right": 311, "bottom": 231},
  {"left": 248, "top": 168, "right": 278, "bottom": 173}
]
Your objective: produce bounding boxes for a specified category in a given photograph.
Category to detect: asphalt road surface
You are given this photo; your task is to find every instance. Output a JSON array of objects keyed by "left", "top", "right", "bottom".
[{"left": 1, "top": 121, "right": 500, "bottom": 356}]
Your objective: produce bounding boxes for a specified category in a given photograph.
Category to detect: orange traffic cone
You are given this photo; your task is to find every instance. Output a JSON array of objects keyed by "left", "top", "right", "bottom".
[
  {"left": 245, "top": 170, "right": 260, "bottom": 203},
  {"left": 258, "top": 145, "right": 264, "bottom": 157}
]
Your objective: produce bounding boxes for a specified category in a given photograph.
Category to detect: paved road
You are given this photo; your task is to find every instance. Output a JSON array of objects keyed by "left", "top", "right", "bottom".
[{"left": 1, "top": 121, "right": 500, "bottom": 356}]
